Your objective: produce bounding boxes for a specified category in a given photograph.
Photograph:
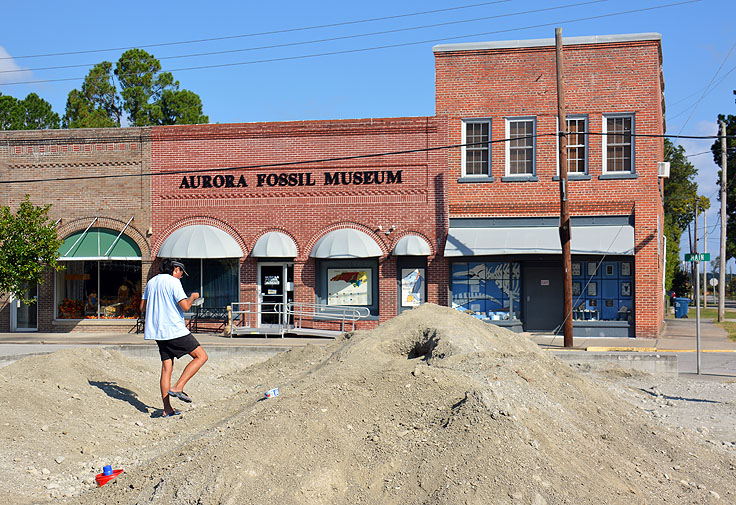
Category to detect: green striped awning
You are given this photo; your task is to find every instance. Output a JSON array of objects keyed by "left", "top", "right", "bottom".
[{"left": 59, "top": 227, "right": 142, "bottom": 260}]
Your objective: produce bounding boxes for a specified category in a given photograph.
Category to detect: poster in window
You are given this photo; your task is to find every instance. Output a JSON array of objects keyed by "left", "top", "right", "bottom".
[
  {"left": 587, "top": 262, "right": 598, "bottom": 276},
  {"left": 572, "top": 263, "right": 581, "bottom": 276},
  {"left": 587, "top": 282, "right": 597, "bottom": 296},
  {"left": 621, "top": 282, "right": 631, "bottom": 297},
  {"left": 572, "top": 282, "right": 581, "bottom": 297},
  {"left": 401, "top": 268, "right": 425, "bottom": 307},
  {"left": 327, "top": 268, "right": 371, "bottom": 306},
  {"left": 264, "top": 275, "right": 280, "bottom": 286},
  {"left": 621, "top": 262, "right": 631, "bottom": 276}
]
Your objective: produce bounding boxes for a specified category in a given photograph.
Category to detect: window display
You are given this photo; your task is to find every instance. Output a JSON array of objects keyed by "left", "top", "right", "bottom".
[
  {"left": 571, "top": 258, "right": 634, "bottom": 322},
  {"left": 327, "top": 268, "right": 372, "bottom": 306},
  {"left": 401, "top": 268, "right": 425, "bottom": 307},
  {"left": 56, "top": 260, "right": 141, "bottom": 319},
  {"left": 451, "top": 261, "right": 521, "bottom": 319}
]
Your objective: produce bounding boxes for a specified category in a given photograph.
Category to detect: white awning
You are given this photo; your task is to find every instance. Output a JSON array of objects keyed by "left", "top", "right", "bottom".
[
  {"left": 251, "top": 231, "right": 298, "bottom": 258},
  {"left": 444, "top": 225, "right": 635, "bottom": 256},
  {"left": 310, "top": 229, "right": 383, "bottom": 258},
  {"left": 393, "top": 234, "right": 432, "bottom": 256},
  {"left": 158, "top": 225, "right": 243, "bottom": 258}
]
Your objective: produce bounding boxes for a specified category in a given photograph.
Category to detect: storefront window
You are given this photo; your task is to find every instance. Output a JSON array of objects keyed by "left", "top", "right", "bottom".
[
  {"left": 180, "top": 258, "right": 239, "bottom": 309},
  {"left": 451, "top": 262, "right": 521, "bottom": 319},
  {"left": 56, "top": 260, "right": 141, "bottom": 319},
  {"left": 317, "top": 259, "right": 379, "bottom": 316},
  {"left": 571, "top": 258, "right": 633, "bottom": 321}
]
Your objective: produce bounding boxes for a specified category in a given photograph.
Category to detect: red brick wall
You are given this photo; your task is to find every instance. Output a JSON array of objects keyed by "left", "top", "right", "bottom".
[
  {"left": 0, "top": 128, "right": 152, "bottom": 332},
  {"left": 150, "top": 117, "right": 448, "bottom": 329},
  {"left": 435, "top": 38, "right": 665, "bottom": 337}
]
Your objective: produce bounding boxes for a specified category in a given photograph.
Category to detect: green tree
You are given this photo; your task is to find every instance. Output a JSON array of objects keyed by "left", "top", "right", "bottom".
[
  {"left": 712, "top": 103, "right": 736, "bottom": 260},
  {"left": 663, "top": 138, "right": 700, "bottom": 291},
  {"left": 63, "top": 49, "right": 208, "bottom": 128},
  {"left": 0, "top": 196, "right": 63, "bottom": 303},
  {"left": 0, "top": 92, "right": 60, "bottom": 130}
]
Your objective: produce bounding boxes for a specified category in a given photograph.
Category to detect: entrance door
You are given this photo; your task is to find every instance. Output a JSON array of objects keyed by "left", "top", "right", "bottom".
[
  {"left": 10, "top": 282, "right": 38, "bottom": 332},
  {"left": 257, "top": 263, "right": 294, "bottom": 327},
  {"left": 523, "top": 266, "right": 563, "bottom": 331}
]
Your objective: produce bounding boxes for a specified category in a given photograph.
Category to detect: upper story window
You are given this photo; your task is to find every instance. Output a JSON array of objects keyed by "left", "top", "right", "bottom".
[
  {"left": 462, "top": 120, "right": 491, "bottom": 177},
  {"left": 506, "top": 117, "right": 536, "bottom": 176},
  {"left": 566, "top": 116, "right": 587, "bottom": 173},
  {"left": 603, "top": 114, "right": 635, "bottom": 173}
]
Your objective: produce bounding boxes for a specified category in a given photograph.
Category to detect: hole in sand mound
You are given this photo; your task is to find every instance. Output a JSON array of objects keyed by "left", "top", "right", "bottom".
[{"left": 406, "top": 329, "right": 440, "bottom": 360}]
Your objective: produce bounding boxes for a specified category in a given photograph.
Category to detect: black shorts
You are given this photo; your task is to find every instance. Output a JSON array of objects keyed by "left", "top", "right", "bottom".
[{"left": 156, "top": 333, "right": 201, "bottom": 361}]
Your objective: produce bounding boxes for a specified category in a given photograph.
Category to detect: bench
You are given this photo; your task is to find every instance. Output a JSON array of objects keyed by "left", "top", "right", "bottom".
[{"left": 187, "top": 307, "right": 229, "bottom": 334}]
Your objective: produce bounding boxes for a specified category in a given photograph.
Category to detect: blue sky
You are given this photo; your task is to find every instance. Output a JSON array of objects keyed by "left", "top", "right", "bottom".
[{"left": 1, "top": 0, "right": 733, "bottom": 266}]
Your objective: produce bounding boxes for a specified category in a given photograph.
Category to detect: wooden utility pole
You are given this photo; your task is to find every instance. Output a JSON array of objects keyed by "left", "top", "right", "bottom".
[
  {"left": 719, "top": 121, "right": 727, "bottom": 321},
  {"left": 703, "top": 211, "right": 707, "bottom": 308},
  {"left": 555, "top": 27, "right": 573, "bottom": 347}
]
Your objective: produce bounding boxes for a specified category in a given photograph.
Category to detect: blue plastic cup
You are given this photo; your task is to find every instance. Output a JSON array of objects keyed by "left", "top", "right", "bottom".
[{"left": 103, "top": 465, "right": 113, "bottom": 476}]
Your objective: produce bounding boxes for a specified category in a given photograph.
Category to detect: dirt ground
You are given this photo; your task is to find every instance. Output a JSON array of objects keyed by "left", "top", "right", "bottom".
[{"left": 2, "top": 304, "right": 736, "bottom": 505}]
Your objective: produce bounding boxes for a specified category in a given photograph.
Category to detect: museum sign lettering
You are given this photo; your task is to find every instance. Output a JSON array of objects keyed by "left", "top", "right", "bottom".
[{"left": 179, "top": 170, "right": 402, "bottom": 189}]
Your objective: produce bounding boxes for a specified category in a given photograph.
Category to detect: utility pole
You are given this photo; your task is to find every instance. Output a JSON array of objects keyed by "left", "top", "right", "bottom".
[
  {"left": 703, "top": 211, "right": 707, "bottom": 308},
  {"left": 695, "top": 198, "right": 701, "bottom": 375},
  {"left": 555, "top": 28, "right": 573, "bottom": 347},
  {"left": 719, "top": 121, "right": 727, "bottom": 322}
]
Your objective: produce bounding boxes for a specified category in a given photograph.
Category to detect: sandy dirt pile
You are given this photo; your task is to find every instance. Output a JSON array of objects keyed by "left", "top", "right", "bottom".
[{"left": 2, "top": 304, "right": 736, "bottom": 504}]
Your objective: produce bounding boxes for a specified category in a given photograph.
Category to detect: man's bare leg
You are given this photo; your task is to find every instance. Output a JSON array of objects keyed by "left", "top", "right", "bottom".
[
  {"left": 160, "top": 359, "right": 176, "bottom": 415},
  {"left": 169, "top": 346, "right": 208, "bottom": 394}
]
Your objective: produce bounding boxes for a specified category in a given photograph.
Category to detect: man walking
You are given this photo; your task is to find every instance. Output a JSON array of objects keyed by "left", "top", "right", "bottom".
[{"left": 140, "top": 258, "right": 208, "bottom": 417}]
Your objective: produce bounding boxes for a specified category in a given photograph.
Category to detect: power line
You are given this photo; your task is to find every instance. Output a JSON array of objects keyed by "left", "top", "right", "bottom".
[
  {"left": 0, "top": 0, "right": 513, "bottom": 61},
  {"left": 2, "top": 128, "right": 733, "bottom": 186},
  {"left": 0, "top": 0, "right": 606, "bottom": 75},
  {"left": 0, "top": 133, "right": 555, "bottom": 185},
  {"left": 0, "top": 0, "right": 701, "bottom": 87},
  {"left": 2, "top": 129, "right": 731, "bottom": 148}
]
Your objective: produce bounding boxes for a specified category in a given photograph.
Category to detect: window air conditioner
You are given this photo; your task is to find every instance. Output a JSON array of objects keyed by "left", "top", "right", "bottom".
[{"left": 657, "top": 162, "right": 670, "bottom": 178}]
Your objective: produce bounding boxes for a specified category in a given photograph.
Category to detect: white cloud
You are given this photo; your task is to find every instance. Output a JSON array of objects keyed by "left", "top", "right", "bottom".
[{"left": 0, "top": 46, "right": 32, "bottom": 84}]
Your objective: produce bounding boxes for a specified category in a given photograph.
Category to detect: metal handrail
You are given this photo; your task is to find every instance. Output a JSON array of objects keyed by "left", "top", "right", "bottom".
[
  {"left": 287, "top": 302, "right": 370, "bottom": 332},
  {"left": 227, "top": 301, "right": 370, "bottom": 336}
]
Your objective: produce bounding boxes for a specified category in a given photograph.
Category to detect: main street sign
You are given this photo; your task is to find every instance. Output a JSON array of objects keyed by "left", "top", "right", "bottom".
[{"left": 685, "top": 253, "right": 710, "bottom": 262}]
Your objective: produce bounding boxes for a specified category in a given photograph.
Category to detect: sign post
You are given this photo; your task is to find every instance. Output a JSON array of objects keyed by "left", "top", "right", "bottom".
[{"left": 685, "top": 252, "right": 707, "bottom": 375}]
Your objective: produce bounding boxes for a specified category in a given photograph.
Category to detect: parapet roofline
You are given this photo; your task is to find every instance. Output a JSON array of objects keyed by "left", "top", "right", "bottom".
[{"left": 433, "top": 33, "right": 661, "bottom": 53}]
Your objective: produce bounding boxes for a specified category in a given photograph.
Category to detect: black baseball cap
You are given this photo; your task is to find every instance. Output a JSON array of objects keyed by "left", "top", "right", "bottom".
[{"left": 171, "top": 260, "right": 189, "bottom": 276}]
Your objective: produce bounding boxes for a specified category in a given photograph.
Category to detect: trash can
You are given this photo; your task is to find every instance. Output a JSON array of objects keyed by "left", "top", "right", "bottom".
[{"left": 674, "top": 297, "right": 690, "bottom": 318}]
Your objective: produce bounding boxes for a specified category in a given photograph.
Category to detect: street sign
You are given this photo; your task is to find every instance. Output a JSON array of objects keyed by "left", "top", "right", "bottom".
[
  {"left": 685, "top": 253, "right": 711, "bottom": 262},
  {"left": 709, "top": 278, "right": 719, "bottom": 287}
]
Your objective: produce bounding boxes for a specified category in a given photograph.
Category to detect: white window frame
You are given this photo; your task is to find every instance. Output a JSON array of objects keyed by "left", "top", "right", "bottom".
[
  {"left": 461, "top": 119, "right": 492, "bottom": 177},
  {"left": 556, "top": 115, "right": 588, "bottom": 175},
  {"left": 505, "top": 116, "right": 537, "bottom": 176},
  {"left": 602, "top": 113, "right": 635, "bottom": 174}
]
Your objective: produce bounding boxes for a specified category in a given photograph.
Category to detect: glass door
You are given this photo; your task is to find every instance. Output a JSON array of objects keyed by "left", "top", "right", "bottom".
[
  {"left": 258, "top": 263, "right": 294, "bottom": 327},
  {"left": 10, "top": 282, "right": 38, "bottom": 332}
]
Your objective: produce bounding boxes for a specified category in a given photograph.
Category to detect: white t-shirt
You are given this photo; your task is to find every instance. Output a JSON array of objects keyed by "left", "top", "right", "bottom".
[{"left": 142, "top": 273, "right": 190, "bottom": 341}]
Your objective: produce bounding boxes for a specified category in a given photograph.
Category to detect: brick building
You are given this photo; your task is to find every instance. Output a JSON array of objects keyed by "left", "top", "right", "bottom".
[
  {"left": 149, "top": 118, "right": 447, "bottom": 334},
  {"left": 435, "top": 33, "right": 665, "bottom": 337},
  {"left": 0, "top": 32, "right": 665, "bottom": 338},
  {"left": 0, "top": 128, "right": 152, "bottom": 332}
]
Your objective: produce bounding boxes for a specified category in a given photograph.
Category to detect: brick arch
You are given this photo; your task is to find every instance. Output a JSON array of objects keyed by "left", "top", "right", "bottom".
[
  {"left": 251, "top": 228, "right": 300, "bottom": 258},
  {"left": 152, "top": 216, "right": 247, "bottom": 258},
  {"left": 57, "top": 216, "right": 150, "bottom": 260},
  {"left": 389, "top": 231, "right": 436, "bottom": 257},
  {"left": 304, "top": 222, "right": 388, "bottom": 259}
]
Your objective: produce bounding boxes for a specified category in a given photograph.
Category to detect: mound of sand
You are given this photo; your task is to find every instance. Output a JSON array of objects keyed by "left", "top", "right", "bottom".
[{"left": 2, "top": 304, "right": 735, "bottom": 504}]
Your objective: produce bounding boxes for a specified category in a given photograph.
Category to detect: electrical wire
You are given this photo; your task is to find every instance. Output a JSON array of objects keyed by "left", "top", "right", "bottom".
[
  {"left": 0, "top": 0, "right": 514, "bottom": 61},
  {"left": 0, "top": 0, "right": 607, "bottom": 75},
  {"left": 0, "top": 0, "right": 701, "bottom": 87}
]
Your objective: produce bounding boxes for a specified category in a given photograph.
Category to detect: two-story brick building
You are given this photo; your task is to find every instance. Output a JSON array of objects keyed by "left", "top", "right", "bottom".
[
  {"left": 435, "top": 33, "right": 665, "bottom": 338},
  {"left": 0, "top": 32, "right": 665, "bottom": 338}
]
